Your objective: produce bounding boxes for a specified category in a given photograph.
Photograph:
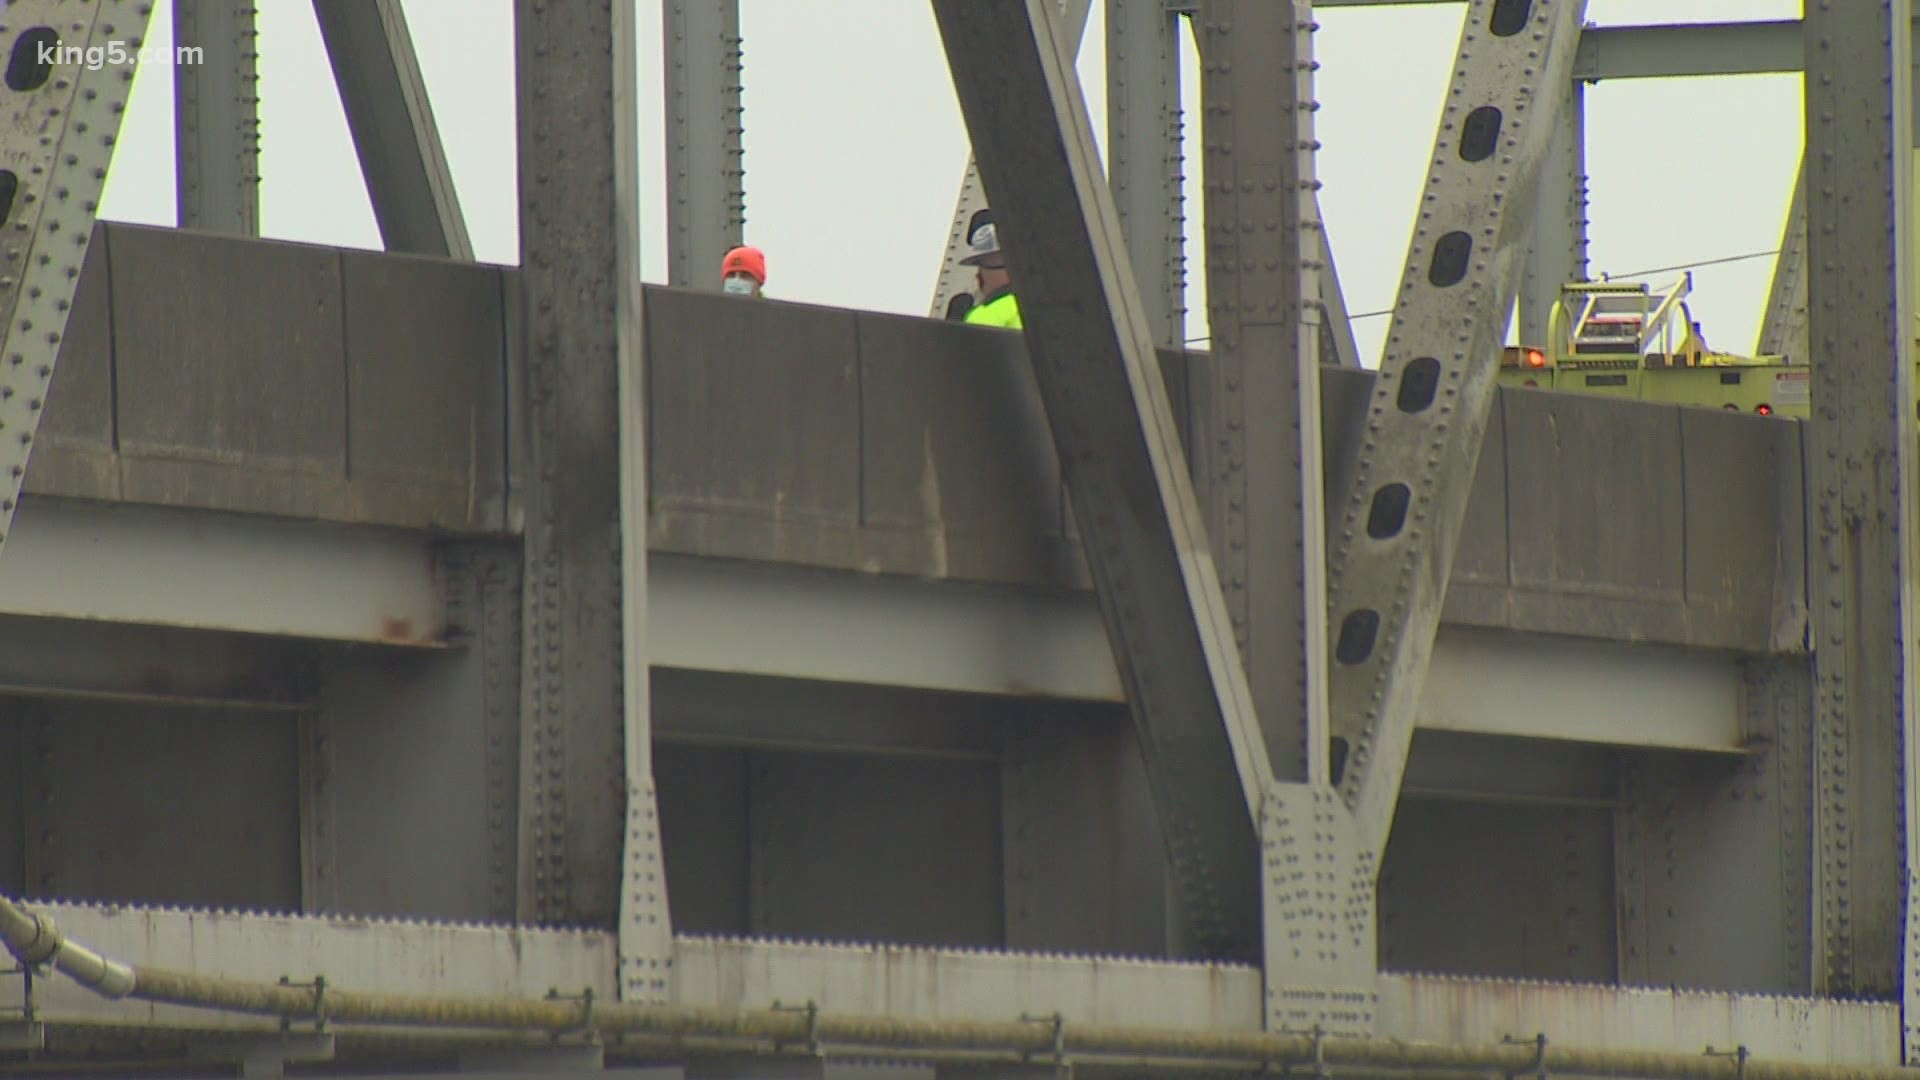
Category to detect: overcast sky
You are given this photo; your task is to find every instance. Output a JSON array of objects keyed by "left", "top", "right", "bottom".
[{"left": 98, "top": 0, "right": 1804, "bottom": 365}]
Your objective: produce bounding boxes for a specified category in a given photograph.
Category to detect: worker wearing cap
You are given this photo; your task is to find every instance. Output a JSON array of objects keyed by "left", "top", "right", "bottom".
[
  {"left": 721, "top": 245, "right": 767, "bottom": 298},
  {"left": 960, "top": 223, "right": 1021, "bottom": 329}
]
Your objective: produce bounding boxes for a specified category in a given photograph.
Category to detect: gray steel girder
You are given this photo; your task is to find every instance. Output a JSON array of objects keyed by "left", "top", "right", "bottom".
[
  {"left": 0, "top": 0, "right": 155, "bottom": 558},
  {"left": 929, "top": 0, "right": 1092, "bottom": 324},
  {"left": 512, "top": 0, "right": 672, "bottom": 1003},
  {"left": 1194, "top": 0, "right": 1330, "bottom": 786},
  {"left": 313, "top": 0, "right": 474, "bottom": 260},
  {"left": 930, "top": 0, "right": 1273, "bottom": 960},
  {"left": 173, "top": 0, "right": 259, "bottom": 235},
  {"left": 1571, "top": 20, "right": 1802, "bottom": 82},
  {"left": 663, "top": 0, "right": 743, "bottom": 288},
  {"left": 1324, "top": 0, "right": 1589, "bottom": 858},
  {"left": 1106, "top": 0, "right": 1184, "bottom": 347},
  {"left": 1799, "top": 0, "right": 1918, "bottom": 1018}
]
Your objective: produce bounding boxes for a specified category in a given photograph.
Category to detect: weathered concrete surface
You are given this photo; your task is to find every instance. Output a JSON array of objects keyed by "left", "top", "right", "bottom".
[{"left": 30, "top": 227, "right": 1805, "bottom": 654}]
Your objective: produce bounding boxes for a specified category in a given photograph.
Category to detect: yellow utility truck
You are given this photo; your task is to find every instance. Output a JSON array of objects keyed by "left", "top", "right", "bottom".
[{"left": 1496, "top": 275, "right": 1806, "bottom": 418}]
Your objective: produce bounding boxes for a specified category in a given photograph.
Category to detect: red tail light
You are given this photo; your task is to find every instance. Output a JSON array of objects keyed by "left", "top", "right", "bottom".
[
  {"left": 1755, "top": 403, "right": 1772, "bottom": 416},
  {"left": 1525, "top": 348, "right": 1546, "bottom": 368}
]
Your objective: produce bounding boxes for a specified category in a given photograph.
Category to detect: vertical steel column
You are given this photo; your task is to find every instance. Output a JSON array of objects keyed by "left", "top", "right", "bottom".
[
  {"left": 1193, "top": 1, "right": 1376, "bottom": 1028},
  {"left": 928, "top": 0, "right": 1092, "bottom": 322},
  {"left": 0, "top": 1, "right": 156, "bottom": 560},
  {"left": 1324, "top": 0, "right": 1588, "bottom": 858},
  {"left": 1194, "top": 0, "right": 1328, "bottom": 786},
  {"left": 1802, "top": 0, "right": 1916, "bottom": 1008},
  {"left": 1175, "top": 18, "right": 1359, "bottom": 367},
  {"left": 664, "top": 0, "right": 743, "bottom": 288},
  {"left": 313, "top": 0, "right": 474, "bottom": 259},
  {"left": 614, "top": 0, "right": 668, "bottom": 1002},
  {"left": 513, "top": 0, "right": 672, "bottom": 1003},
  {"left": 1519, "top": 78, "right": 1586, "bottom": 347},
  {"left": 1108, "top": 0, "right": 1185, "bottom": 346},
  {"left": 931, "top": 0, "right": 1274, "bottom": 960},
  {"left": 174, "top": 1, "right": 259, "bottom": 235}
]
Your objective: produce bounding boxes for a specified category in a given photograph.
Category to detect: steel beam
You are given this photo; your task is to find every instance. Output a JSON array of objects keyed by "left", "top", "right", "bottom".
[
  {"left": 929, "top": 0, "right": 1093, "bottom": 324},
  {"left": 0, "top": 497, "right": 442, "bottom": 645},
  {"left": 1295, "top": 10, "right": 1804, "bottom": 83},
  {"left": 1572, "top": 21, "right": 1802, "bottom": 82},
  {"left": 663, "top": 0, "right": 743, "bottom": 288},
  {"left": 614, "top": 0, "right": 669, "bottom": 1006},
  {"left": 1106, "top": 0, "right": 1184, "bottom": 346},
  {"left": 1195, "top": 0, "right": 1329, "bottom": 787},
  {"left": 1519, "top": 81, "right": 1585, "bottom": 348},
  {"left": 173, "top": 0, "right": 260, "bottom": 235},
  {"left": 0, "top": 614, "right": 320, "bottom": 712},
  {"left": 1325, "top": 0, "right": 1589, "bottom": 859},
  {"left": 313, "top": 0, "right": 474, "bottom": 260},
  {"left": 930, "top": 0, "right": 1272, "bottom": 960},
  {"left": 647, "top": 555, "right": 1749, "bottom": 754},
  {"left": 0, "top": 0, "right": 156, "bottom": 562},
  {"left": 513, "top": 0, "right": 672, "bottom": 1003},
  {"left": 1801, "top": 0, "right": 1917, "bottom": 1013}
]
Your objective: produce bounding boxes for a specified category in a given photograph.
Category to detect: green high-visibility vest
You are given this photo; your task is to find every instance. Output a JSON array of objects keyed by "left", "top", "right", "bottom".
[{"left": 963, "top": 289, "right": 1022, "bottom": 329}]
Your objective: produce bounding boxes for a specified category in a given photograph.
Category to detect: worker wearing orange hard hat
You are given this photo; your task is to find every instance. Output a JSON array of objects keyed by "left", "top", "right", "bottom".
[{"left": 721, "top": 245, "right": 766, "bottom": 298}]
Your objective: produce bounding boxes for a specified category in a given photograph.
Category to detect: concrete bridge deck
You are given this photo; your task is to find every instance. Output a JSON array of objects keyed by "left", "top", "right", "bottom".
[
  {"left": 0, "top": 226, "right": 1826, "bottom": 1037},
  {"left": 25, "top": 223, "right": 1805, "bottom": 658}
]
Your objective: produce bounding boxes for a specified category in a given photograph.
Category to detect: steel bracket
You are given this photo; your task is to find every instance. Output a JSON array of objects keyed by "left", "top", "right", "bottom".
[
  {"left": 1261, "top": 786, "right": 1377, "bottom": 1037},
  {"left": 620, "top": 776, "right": 673, "bottom": 1002},
  {"left": 0, "top": 1021, "right": 42, "bottom": 1052},
  {"left": 1019, "top": 1010, "right": 1069, "bottom": 1070},
  {"left": 1501, "top": 1033, "right": 1550, "bottom": 1080},
  {"left": 0, "top": 963, "right": 38, "bottom": 1054},
  {"left": 1704, "top": 1044, "right": 1750, "bottom": 1080},
  {"left": 771, "top": 999, "right": 825, "bottom": 1058},
  {"left": 275, "top": 974, "right": 329, "bottom": 1035},
  {"left": 542, "top": 986, "right": 607, "bottom": 1048}
]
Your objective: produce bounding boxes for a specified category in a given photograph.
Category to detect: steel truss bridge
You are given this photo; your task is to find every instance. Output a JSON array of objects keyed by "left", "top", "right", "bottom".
[{"left": 0, "top": 0, "right": 1910, "bottom": 1077}]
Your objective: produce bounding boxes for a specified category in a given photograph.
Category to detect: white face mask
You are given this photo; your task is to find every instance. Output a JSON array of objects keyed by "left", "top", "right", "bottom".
[{"left": 723, "top": 276, "right": 757, "bottom": 296}]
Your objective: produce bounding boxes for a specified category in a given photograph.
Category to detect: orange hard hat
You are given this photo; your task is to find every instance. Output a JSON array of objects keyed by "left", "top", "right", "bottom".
[{"left": 721, "top": 245, "right": 766, "bottom": 285}]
